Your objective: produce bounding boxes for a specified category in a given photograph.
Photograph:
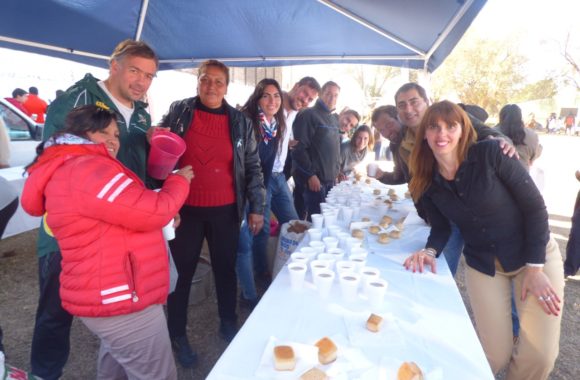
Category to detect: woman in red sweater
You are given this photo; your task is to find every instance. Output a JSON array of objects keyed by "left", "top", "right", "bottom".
[{"left": 22, "top": 105, "right": 193, "bottom": 380}]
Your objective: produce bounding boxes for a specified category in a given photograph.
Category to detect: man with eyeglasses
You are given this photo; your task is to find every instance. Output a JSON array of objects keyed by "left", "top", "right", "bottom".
[{"left": 31, "top": 39, "right": 159, "bottom": 380}]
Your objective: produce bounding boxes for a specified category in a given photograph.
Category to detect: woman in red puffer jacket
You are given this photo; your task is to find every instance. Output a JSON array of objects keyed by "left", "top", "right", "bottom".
[{"left": 22, "top": 105, "right": 193, "bottom": 380}]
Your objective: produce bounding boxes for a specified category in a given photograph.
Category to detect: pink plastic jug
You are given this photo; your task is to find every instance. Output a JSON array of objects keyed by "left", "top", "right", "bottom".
[{"left": 147, "top": 130, "right": 186, "bottom": 180}]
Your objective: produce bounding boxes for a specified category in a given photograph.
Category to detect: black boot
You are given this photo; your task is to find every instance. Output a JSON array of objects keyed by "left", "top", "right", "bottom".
[
  {"left": 171, "top": 335, "right": 198, "bottom": 368},
  {"left": 219, "top": 319, "right": 239, "bottom": 342}
]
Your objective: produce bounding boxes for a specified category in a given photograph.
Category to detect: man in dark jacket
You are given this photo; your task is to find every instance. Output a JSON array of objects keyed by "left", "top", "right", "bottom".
[
  {"left": 292, "top": 81, "right": 341, "bottom": 219},
  {"left": 31, "top": 39, "right": 159, "bottom": 380}
]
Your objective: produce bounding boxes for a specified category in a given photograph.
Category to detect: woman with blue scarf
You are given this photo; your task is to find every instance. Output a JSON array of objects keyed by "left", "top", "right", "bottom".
[{"left": 236, "top": 79, "right": 286, "bottom": 309}]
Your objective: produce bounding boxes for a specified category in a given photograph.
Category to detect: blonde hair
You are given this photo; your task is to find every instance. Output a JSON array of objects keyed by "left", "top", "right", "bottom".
[{"left": 409, "top": 101, "right": 477, "bottom": 202}]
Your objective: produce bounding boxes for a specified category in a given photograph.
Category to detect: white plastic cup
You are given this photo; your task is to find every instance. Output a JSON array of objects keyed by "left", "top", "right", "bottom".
[
  {"left": 309, "top": 240, "right": 326, "bottom": 253},
  {"left": 345, "top": 237, "right": 362, "bottom": 254},
  {"left": 317, "top": 253, "right": 336, "bottom": 270},
  {"left": 162, "top": 220, "right": 175, "bottom": 241},
  {"left": 327, "top": 225, "right": 342, "bottom": 238},
  {"left": 349, "top": 247, "right": 368, "bottom": 257},
  {"left": 311, "top": 214, "right": 324, "bottom": 229},
  {"left": 366, "top": 278, "right": 388, "bottom": 308},
  {"left": 314, "top": 269, "right": 335, "bottom": 299},
  {"left": 327, "top": 247, "right": 345, "bottom": 261},
  {"left": 308, "top": 228, "right": 323, "bottom": 241},
  {"left": 290, "top": 252, "right": 310, "bottom": 264},
  {"left": 349, "top": 254, "right": 367, "bottom": 272},
  {"left": 310, "top": 259, "right": 330, "bottom": 276},
  {"left": 340, "top": 206, "right": 354, "bottom": 225},
  {"left": 336, "top": 260, "right": 357, "bottom": 275},
  {"left": 288, "top": 262, "right": 307, "bottom": 290},
  {"left": 339, "top": 272, "right": 361, "bottom": 302},
  {"left": 360, "top": 266, "right": 381, "bottom": 291},
  {"left": 322, "top": 236, "right": 339, "bottom": 251},
  {"left": 299, "top": 247, "right": 318, "bottom": 262},
  {"left": 323, "top": 212, "right": 338, "bottom": 228},
  {"left": 337, "top": 232, "right": 351, "bottom": 250},
  {"left": 367, "top": 163, "right": 378, "bottom": 177}
]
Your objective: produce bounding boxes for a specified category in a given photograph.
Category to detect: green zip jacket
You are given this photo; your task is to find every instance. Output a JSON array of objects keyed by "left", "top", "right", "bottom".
[{"left": 37, "top": 73, "right": 152, "bottom": 257}]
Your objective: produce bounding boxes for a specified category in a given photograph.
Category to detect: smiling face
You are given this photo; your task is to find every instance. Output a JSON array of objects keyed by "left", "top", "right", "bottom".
[
  {"left": 320, "top": 84, "right": 340, "bottom": 111},
  {"left": 354, "top": 131, "right": 370, "bottom": 152},
  {"left": 339, "top": 113, "right": 359, "bottom": 134},
  {"left": 289, "top": 84, "right": 318, "bottom": 111},
  {"left": 87, "top": 120, "right": 120, "bottom": 158},
  {"left": 258, "top": 84, "right": 282, "bottom": 121},
  {"left": 374, "top": 112, "right": 402, "bottom": 142},
  {"left": 197, "top": 65, "right": 228, "bottom": 109},
  {"left": 396, "top": 88, "right": 428, "bottom": 130},
  {"left": 109, "top": 55, "right": 157, "bottom": 106},
  {"left": 424, "top": 118, "right": 463, "bottom": 158}
]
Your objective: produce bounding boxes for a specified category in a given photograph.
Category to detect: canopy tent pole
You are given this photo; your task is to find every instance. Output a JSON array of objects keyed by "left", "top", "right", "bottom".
[
  {"left": 316, "top": 0, "right": 425, "bottom": 57},
  {"left": 0, "top": 35, "right": 109, "bottom": 61},
  {"left": 135, "top": 0, "right": 150, "bottom": 41}
]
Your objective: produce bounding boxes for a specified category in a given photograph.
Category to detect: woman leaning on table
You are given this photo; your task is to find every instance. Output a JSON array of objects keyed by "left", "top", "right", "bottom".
[
  {"left": 337, "top": 124, "right": 374, "bottom": 182},
  {"left": 403, "top": 101, "right": 564, "bottom": 380},
  {"left": 159, "top": 59, "right": 265, "bottom": 367}
]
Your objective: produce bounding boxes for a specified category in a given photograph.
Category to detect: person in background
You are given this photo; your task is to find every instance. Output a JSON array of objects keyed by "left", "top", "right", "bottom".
[
  {"left": 292, "top": 81, "right": 342, "bottom": 219},
  {"left": 0, "top": 117, "right": 10, "bottom": 169},
  {"left": 282, "top": 77, "right": 321, "bottom": 224},
  {"left": 5, "top": 88, "right": 31, "bottom": 116},
  {"left": 159, "top": 59, "right": 265, "bottom": 366},
  {"left": 30, "top": 39, "right": 159, "bottom": 380},
  {"left": 497, "top": 104, "right": 542, "bottom": 171},
  {"left": 338, "top": 124, "right": 374, "bottom": 181},
  {"left": 22, "top": 105, "right": 192, "bottom": 380},
  {"left": 405, "top": 101, "right": 563, "bottom": 380},
  {"left": 24, "top": 86, "right": 48, "bottom": 123},
  {"left": 236, "top": 78, "right": 285, "bottom": 309},
  {"left": 564, "top": 170, "right": 580, "bottom": 278},
  {"left": 371, "top": 105, "right": 404, "bottom": 181},
  {"left": 337, "top": 108, "right": 360, "bottom": 142}
]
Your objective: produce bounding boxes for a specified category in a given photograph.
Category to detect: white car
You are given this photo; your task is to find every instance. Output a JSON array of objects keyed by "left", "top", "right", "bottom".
[{"left": 0, "top": 97, "right": 44, "bottom": 167}]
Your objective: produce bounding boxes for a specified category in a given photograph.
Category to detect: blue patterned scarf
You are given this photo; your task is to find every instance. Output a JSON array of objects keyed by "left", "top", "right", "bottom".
[{"left": 258, "top": 107, "right": 277, "bottom": 144}]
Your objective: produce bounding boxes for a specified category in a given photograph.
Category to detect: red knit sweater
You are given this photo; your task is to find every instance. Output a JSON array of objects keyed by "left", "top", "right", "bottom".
[{"left": 179, "top": 109, "right": 235, "bottom": 207}]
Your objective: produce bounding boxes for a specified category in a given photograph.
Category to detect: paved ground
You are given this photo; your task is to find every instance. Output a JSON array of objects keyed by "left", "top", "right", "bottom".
[{"left": 1, "top": 133, "right": 579, "bottom": 379}]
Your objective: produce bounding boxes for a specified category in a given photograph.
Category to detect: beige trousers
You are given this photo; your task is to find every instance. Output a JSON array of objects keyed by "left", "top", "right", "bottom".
[
  {"left": 81, "top": 304, "right": 177, "bottom": 380},
  {"left": 465, "top": 237, "right": 564, "bottom": 380}
]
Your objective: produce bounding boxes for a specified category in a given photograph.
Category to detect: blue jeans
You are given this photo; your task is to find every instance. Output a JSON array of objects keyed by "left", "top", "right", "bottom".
[
  {"left": 236, "top": 206, "right": 258, "bottom": 300},
  {"left": 31, "top": 251, "right": 73, "bottom": 380},
  {"left": 303, "top": 179, "right": 334, "bottom": 221},
  {"left": 442, "top": 223, "right": 464, "bottom": 276},
  {"left": 253, "top": 173, "right": 299, "bottom": 275}
]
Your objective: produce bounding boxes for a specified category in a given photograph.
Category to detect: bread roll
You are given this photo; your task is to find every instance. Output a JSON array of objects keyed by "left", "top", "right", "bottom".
[
  {"left": 361, "top": 217, "right": 371, "bottom": 222},
  {"left": 380, "top": 215, "right": 392, "bottom": 227},
  {"left": 395, "top": 222, "right": 404, "bottom": 230},
  {"left": 365, "top": 178, "right": 372, "bottom": 184},
  {"left": 378, "top": 233, "right": 390, "bottom": 244},
  {"left": 352, "top": 229, "right": 364, "bottom": 239},
  {"left": 366, "top": 313, "right": 383, "bottom": 332},
  {"left": 388, "top": 188, "right": 396, "bottom": 196},
  {"left": 300, "top": 367, "right": 329, "bottom": 380},
  {"left": 389, "top": 230, "right": 401, "bottom": 239},
  {"left": 273, "top": 345, "right": 296, "bottom": 371},
  {"left": 404, "top": 191, "right": 412, "bottom": 199},
  {"left": 369, "top": 225, "right": 381, "bottom": 235},
  {"left": 373, "top": 189, "right": 381, "bottom": 195},
  {"left": 315, "top": 337, "right": 337, "bottom": 365},
  {"left": 390, "top": 193, "right": 399, "bottom": 201},
  {"left": 397, "top": 361, "right": 424, "bottom": 380}
]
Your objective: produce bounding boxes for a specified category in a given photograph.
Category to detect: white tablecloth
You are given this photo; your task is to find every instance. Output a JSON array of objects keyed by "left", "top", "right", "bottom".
[
  {"left": 1, "top": 166, "right": 40, "bottom": 238},
  {"left": 208, "top": 182, "right": 493, "bottom": 380}
]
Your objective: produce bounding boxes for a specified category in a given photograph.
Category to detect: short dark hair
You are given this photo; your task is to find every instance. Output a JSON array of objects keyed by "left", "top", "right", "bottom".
[
  {"left": 341, "top": 109, "right": 361, "bottom": 123},
  {"left": 110, "top": 39, "right": 159, "bottom": 68},
  {"left": 12, "top": 88, "right": 28, "bottom": 98},
  {"left": 63, "top": 105, "right": 117, "bottom": 140},
  {"left": 198, "top": 59, "right": 230, "bottom": 85},
  {"left": 321, "top": 81, "right": 340, "bottom": 93},
  {"left": 371, "top": 105, "right": 398, "bottom": 123},
  {"left": 29, "top": 86, "right": 39, "bottom": 95},
  {"left": 296, "top": 76, "right": 321, "bottom": 94},
  {"left": 395, "top": 83, "right": 428, "bottom": 104}
]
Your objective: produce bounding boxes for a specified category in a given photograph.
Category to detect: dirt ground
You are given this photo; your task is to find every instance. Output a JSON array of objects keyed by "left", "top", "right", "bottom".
[{"left": 0, "top": 227, "right": 578, "bottom": 379}]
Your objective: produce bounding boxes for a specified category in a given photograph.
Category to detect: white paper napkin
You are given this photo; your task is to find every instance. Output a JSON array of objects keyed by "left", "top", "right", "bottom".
[{"left": 255, "top": 336, "right": 318, "bottom": 379}]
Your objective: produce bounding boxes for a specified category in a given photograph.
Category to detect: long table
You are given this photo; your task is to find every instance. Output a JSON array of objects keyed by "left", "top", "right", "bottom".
[
  {"left": 1, "top": 166, "right": 40, "bottom": 238},
  {"left": 208, "top": 182, "right": 494, "bottom": 380}
]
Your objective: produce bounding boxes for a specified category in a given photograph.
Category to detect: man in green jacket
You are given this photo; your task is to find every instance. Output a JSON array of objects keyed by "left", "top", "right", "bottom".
[{"left": 31, "top": 39, "right": 159, "bottom": 380}]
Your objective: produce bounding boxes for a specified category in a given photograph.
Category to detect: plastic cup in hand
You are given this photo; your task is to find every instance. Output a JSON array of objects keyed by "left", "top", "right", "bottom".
[
  {"left": 314, "top": 269, "right": 335, "bottom": 299},
  {"left": 367, "top": 162, "right": 378, "bottom": 177},
  {"left": 309, "top": 241, "right": 325, "bottom": 253},
  {"left": 366, "top": 278, "right": 388, "bottom": 308},
  {"left": 311, "top": 214, "right": 324, "bottom": 229},
  {"left": 288, "top": 262, "right": 307, "bottom": 290},
  {"left": 308, "top": 228, "right": 323, "bottom": 241},
  {"left": 339, "top": 272, "right": 361, "bottom": 302},
  {"left": 336, "top": 260, "right": 357, "bottom": 275},
  {"left": 360, "top": 266, "right": 381, "bottom": 291},
  {"left": 323, "top": 236, "right": 339, "bottom": 251},
  {"left": 162, "top": 220, "right": 175, "bottom": 240},
  {"left": 147, "top": 130, "right": 186, "bottom": 180}
]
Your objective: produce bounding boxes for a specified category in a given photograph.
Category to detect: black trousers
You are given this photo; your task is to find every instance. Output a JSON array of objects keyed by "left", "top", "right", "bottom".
[
  {"left": 565, "top": 190, "right": 580, "bottom": 276},
  {"left": 167, "top": 204, "right": 240, "bottom": 338}
]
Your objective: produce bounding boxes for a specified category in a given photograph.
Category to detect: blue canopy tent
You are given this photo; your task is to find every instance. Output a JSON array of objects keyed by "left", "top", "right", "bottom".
[{"left": 0, "top": 0, "right": 486, "bottom": 72}]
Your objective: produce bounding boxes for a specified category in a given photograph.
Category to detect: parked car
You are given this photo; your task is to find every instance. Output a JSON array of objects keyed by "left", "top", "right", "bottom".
[{"left": 1, "top": 98, "right": 44, "bottom": 167}]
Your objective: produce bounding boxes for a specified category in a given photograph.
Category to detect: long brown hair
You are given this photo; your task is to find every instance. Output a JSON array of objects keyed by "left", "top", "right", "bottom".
[{"left": 409, "top": 101, "right": 477, "bottom": 202}]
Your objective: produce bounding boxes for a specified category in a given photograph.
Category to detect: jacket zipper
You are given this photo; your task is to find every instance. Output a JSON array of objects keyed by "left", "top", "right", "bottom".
[{"left": 125, "top": 252, "right": 140, "bottom": 302}]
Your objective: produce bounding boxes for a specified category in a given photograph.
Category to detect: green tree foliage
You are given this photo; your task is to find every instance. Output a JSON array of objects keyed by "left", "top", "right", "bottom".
[
  {"left": 348, "top": 65, "right": 400, "bottom": 116},
  {"left": 512, "top": 78, "right": 558, "bottom": 102}
]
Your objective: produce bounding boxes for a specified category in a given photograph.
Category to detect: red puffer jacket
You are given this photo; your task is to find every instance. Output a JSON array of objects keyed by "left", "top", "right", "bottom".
[{"left": 22, "top": 142, "right": 189, "bottom": 317}]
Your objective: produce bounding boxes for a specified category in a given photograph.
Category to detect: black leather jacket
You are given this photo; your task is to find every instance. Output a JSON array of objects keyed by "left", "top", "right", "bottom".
[{"left": 160, "top": 97, "right": 265, "bottom": 223}]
